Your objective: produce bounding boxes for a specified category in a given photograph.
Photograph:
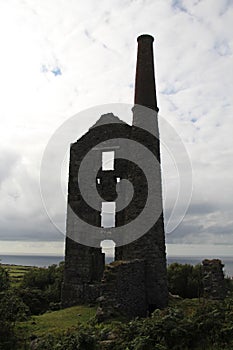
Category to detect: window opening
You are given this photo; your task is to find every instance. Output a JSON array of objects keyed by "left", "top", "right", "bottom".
[
  {"left": 101, "top": 201, "right": 116, "bottom": 228},
  {"left": 102, "top": 151, "right": 115, "bottom": 170}
]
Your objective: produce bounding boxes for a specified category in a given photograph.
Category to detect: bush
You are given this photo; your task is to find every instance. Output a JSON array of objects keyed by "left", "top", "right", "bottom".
[
  {"left": 167, "top": 263, "right": 203, "bottom": 298},
  {"left": 0, "top": 291, "right": 29, "bottom": 350},
  {"left": 225, "top": 277, "right": 233, "bottom": 294},
  {"left": 21, "top": 262, "right": 64, "bottom": 296},
  {"left": 17, "top": 262, "right": 64, "bottom": 315},
  {"left": 0, "top": 264, "right": 10, "bottom": 292},
  {"left": 0, "top": 321, "right": 16, "bottom": 350},
  {"left": 31, "top": 297, "right": 233, "bottom": 350},
  {"left": 32, "top": 325, "right": 98, "bottom": 350},
  {"left": 17, "top": 287, "right": 49, "bottom": 315},
  {"left": 0, "top": 290, "right": 29, "bottom": 322}
]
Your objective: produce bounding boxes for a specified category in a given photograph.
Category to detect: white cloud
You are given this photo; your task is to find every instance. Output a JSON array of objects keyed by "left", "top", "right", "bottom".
[{"left": 0, "top": 0, "right": 232, "bottom": 255}]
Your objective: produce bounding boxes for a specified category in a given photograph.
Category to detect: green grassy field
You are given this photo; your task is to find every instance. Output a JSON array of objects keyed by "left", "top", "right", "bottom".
[
  {"left": 2, "top": 264, "right": 33, "bottom": 287},
  {"left": 16, "top": 299, "right": 199, "bottom": 339},
  {"left": 16, "top": 304, "right": 97, "bottom": 344}
]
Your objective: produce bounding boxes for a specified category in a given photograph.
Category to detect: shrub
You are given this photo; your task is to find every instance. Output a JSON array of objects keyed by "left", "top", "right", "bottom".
[
  {"left": 0, "top": 291, "right": 29, "bottom": 350},
  {"left": 167, "top": 263, "right": 203, "bottom": 298},
  {"left": 0, "top": 264, "right": 10, "bottom": 292},
  {"left": 17, "top": 262, "right": 64, "bottom": 315}
]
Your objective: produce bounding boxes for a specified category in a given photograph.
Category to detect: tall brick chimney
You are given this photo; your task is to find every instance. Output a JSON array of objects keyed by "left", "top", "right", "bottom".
[
  {"left": 116, "top": 34, "right": 168, "bottom": 311},
  {"left": 134, "top": 34, "right": 159, "bottom": 112}
]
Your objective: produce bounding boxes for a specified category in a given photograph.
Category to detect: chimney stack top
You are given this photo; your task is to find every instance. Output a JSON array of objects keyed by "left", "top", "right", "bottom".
[
  {"left": 134, "top": 33, "right": 158, "bottom": 112},
  {"left": 137, "top": 34, "right": 154, "bottom": 42}
]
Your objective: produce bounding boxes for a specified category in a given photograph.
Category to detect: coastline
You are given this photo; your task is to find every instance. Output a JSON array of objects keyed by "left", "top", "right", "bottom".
[{"left": 0, "top": 254, "right": 233, "bottom": 277}]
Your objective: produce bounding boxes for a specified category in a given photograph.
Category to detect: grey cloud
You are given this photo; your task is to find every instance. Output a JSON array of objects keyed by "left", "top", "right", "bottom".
[
  {"left": 0, "top": 153, "right": 65, "bottom": 243},
  {"left": 0, "top": 0, "right": 232, "bottom": 253},
  {"left": 164, "top": 202, "right": 216, "bottom": 224},
  {"left": 0, "top": 220, "right": 64, "bottom": 242},
  {"left": 214, "top": 40, "right": 232, "bottom": 56},
  {"left": 0, "top": 152, "right": 20, "bottom": 187},
  {"left": 84, "top": 29, "right": 96, "bottom": 43},
  {"left": 166, "top": 211, "right": 233, "bottom": 245},
  {"left": 219, "top": 0, "right": 233, "bottom": 15},
  {"left": 185, "top": 203, "right": 218, "bottom": 216},
  {"left": 171, "top": 0, "right": 187, "bottom": 12}
]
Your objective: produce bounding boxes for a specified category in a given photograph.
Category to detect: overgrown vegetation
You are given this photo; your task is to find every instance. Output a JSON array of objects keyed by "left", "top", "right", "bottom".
[
  {"left": 0, "top": 262, "right": 64, "bottom": 349},
  {"left": 0, "top": 261, "right": 232, "bottom": 350},
  {"left": 0, "top": 266, "right": 29, "bottom": 349},
  {"left": 0, "top": 264, "right": 10, "bottom": 291},
  {"left": 17, "top": 297, "right": 233, "bottom": 350},
  {"left": 18, "top": 262, "right": 64, "bottom": 314},
  {"left": 167, "top": 262, "right": 204, "bottom": 298}
]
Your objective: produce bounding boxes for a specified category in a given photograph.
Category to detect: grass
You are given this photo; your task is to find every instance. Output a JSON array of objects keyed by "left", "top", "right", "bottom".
[
  {"left": 17, "top": 305, "right": 97, "bottom": 338},
  {"left": 16, "top": 298, "right": 233, "bottom": 350},
  {"left": 2, "top": 264, "right": 34, "bottom": 287},
  {"left": 1, "top": 264, "right": 98, "bottom": 347},
  {"left": 18, "top": 299, "right": 199, "bottom": 337}
]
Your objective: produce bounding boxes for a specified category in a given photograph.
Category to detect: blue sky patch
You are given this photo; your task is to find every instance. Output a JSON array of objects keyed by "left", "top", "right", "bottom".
[
  {"left": 41, "top": 64, "right": 62, "bottom": 76},
  {"left": 51, "top": 67, "right": 62, "bottom": 76}
]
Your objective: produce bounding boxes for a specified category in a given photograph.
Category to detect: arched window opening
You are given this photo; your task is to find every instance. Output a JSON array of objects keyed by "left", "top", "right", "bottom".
[{"left": 100, "top": 240, "right": 116, "bottom": 264}]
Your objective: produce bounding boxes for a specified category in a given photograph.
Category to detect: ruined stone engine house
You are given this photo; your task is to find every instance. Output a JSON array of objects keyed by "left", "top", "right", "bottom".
[{"left": 61, "top": 35, "right": 168, "bottom": 318}]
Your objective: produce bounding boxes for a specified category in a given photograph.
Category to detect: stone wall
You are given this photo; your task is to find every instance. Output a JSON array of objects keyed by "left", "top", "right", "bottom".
[
  {"left": 202, "top": 259, "right": 226, "bottom": 300},
  {"left": 61, "top": 280, "right": 102, "bottom": 308},
  {"left": 61, "top": 237, "right": 104, "bottom": 307},
  {"left": 96, "top": 259, "right": 147, "bottom": 321},
  {"left": 115, "top": 216, "right": 168, "bottom": 310},
  {"left": 61, "top": 114, "right": 132, "bottom": 309}
]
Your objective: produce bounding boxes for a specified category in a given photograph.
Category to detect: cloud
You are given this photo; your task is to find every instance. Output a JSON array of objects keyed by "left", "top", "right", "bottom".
[
  {"left": 0, "top": 0, "right": 232, "bottom": 254},
  {"left": 171, "top": 0, "right": 188, "bottom": 13},
  {"left": 0, "top": 149, "right": 63, "bottom": 242},
  {"left": 0, "top": 151, "right": 20, "bottom": 188}
]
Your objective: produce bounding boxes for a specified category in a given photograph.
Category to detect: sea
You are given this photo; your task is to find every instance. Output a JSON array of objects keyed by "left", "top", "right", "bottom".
[
  {"left": 0, "top": 254, "right": 233, "bottom": 277},
  {"left": 0, "top": 255, "right": 64, "bottom": 268}
]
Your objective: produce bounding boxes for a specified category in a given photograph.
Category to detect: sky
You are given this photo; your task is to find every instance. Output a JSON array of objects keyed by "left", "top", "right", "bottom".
[{"left": 0, "top": 0, "right": 232, "bottom": 257}]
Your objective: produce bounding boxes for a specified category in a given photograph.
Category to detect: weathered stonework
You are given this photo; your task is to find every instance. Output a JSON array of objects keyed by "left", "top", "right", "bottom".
[
  {"left": 61, "top": 34, "right": 168, "bottom": 317},
  {"left": 96, "top": 259, "right": 147, "bottom": 321},
  {"left": 202, "top": 259, "right": 226, "bottom": 300},
  {"left": 61, "top": 237, "right": 104, "bottom": 307}
]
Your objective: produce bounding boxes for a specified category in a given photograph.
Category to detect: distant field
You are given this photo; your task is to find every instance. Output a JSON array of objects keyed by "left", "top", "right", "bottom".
[{"left": 2, "top": 264, "right": 33, "bottom": 286}]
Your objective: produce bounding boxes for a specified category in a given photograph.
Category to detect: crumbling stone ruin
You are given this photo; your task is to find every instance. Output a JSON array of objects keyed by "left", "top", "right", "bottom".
[
  {"left": 96, "top": 259, "right": 147, "bottom": 321},
  {"left": 202, "top": 259, "right": 226, "bottom": 300},
  {"left": 61, "top": 34, "right": 168, "bottom": 318}
]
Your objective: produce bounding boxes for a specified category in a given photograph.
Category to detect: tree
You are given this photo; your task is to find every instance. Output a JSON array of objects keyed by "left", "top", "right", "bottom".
[
  {"left": 0, "top": 291, "right": 29, "bottom": 350},
  {"left": 18, "top": 261, "right": 64, "bottom": 314},
  {"left": 0, "top": 264, "right": 10, "bottom": 292},
  {"left": 167, "top": 263, "right": 203, "bottom": 298}
]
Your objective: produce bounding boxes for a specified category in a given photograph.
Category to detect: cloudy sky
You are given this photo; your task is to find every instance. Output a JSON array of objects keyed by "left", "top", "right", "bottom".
[{"left": 0, "top": 0, "right": 232, "bottom": 257}]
